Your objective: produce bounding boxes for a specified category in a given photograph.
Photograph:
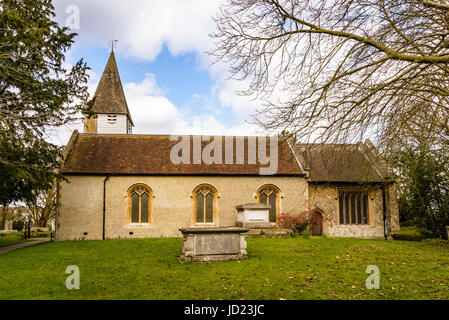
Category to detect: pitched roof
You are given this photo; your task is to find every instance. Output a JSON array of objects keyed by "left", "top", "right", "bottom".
[
  {"left": 293, "top": 142, "right": 392, "bottom": 183},
  {"left": 61, "top": 133, "right": 303, "bottom": 176},
  {"left": 91, "top": 53, "right": 134, "bottom": 125}
]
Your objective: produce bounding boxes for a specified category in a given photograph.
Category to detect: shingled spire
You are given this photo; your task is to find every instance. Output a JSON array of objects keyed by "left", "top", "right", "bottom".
[{"left": 84, "top": 52, "right": 134, "bottom": 134}]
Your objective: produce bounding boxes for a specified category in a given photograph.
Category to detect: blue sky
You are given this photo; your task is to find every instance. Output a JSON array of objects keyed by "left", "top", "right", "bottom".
[
  {"left": 51, "top": 0, "right": 262, "bottom": 144},
  {"left": 72, "top": 45, "right": 213, "bottom": 112}
]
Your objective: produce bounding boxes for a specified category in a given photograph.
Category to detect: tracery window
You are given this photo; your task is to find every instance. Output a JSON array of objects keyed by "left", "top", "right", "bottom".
[
  {"left": 129, "top": 184, "right": 151, "bottom": 224},
  {"left": 258, "top": 185, "right": 280, "bottom": 222},
  {"left": 194, "top": 185, "right": 216, "bottom": 223}
]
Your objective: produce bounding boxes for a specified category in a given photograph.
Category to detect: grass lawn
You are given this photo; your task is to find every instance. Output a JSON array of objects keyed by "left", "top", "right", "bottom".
[
  {"left": 0, "top": 236, "right": 448, "bottom": 300},
  {"left": 392, "top": 226, "right": 424, "bottom": 241},
  {"left": 0, "top": 234, "right": 27, "bottom": 248},
  {"left": 0, "top": 231, "right": 51, "bottom": 248},
  {"left": 398, "top": 226, "right": 420, "bottom": 236}
]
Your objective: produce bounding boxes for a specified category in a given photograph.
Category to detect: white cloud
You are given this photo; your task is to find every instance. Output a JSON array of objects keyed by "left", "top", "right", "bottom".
[
  {"left": 54, "top": 0, "right": 223, "bottom": 62},
  {"left": 125, "top": 74, "right": 260, "bottom": 136},
  {"left": 125, "top": 74, "right": 188, "bottom": 134},
  {"left": 125, "top": 73, "right": 165, "bottom": 96},
  {"left": 51, "top": 0, "right": 269, "bottom": 141},
  {"left": 45, "top": 71, "right": 261, "bottom": 147}
]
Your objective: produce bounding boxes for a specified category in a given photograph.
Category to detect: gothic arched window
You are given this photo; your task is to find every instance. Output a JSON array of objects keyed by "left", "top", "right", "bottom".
[
  {"left": 258, "top": 185, "right": 280, "bottom": 222},
  {"left": 128, "top": 184, "right": 152, "bottom": 224},
  {"left": 193, "top": 185, "right": 217, "bottom": 224}
]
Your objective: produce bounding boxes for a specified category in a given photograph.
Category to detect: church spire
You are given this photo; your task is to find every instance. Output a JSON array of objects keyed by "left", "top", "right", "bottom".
[{"left": 84, "top": 52, "right": 134, "bottom": 134}]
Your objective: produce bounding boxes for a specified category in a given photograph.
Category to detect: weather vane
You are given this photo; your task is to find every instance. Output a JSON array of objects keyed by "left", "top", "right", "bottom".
[{"left": 108, "top": 39, "right": 118, "bottom": 53}]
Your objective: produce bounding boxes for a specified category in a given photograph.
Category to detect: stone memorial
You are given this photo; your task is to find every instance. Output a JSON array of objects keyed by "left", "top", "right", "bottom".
[
  {"left": 235, "top": 203, "right": 292, "bottom": 237},
  {"left": 179, "top": 227, "right": 249, "bottom": 262},
  {"left": 235, "top": 203, "right": 273, "bottom": 229}
]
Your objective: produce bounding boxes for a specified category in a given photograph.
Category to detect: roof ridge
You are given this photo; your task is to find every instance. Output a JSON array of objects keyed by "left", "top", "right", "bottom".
[
  {"left": 356, "top": 142, "right": 385, "bottom": 180},
  {"left": 78, "top": 133, "right": 287, "bottom": 138},
  {"left": 361, "top": 140, "right": 392, "bottom": 179},
  {"left": 296, "top": 142, "right": 359, "bottom": 147}
]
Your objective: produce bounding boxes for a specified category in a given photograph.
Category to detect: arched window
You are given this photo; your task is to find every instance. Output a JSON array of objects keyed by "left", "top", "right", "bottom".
[
  {"left": 128, "top": 184, "right": 152, "bottom": 224},
  {"left": 193, "top": 185, "right": 217, "bottom": 224},
  {"left": 258, "top": 185, "right": 280, "bottom": 222}
]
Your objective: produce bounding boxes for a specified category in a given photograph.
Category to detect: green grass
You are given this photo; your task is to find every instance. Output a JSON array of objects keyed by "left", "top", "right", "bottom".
[
  {"left": 0, "top": 231, "right": 51, "bottom": 248},
  {"left": 0, "top": 237, "right": 448, "bottom": 300},
  {"left": 0, "top": 234, "right": 27, "bottom": 248}
]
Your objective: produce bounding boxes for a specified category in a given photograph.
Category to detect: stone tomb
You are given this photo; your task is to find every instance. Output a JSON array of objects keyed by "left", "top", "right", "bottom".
[
  {"left": 179, "top": 227, "right": 249, "bottom": 262},
  {"left": 235, "top": 203, "right": 293, "bottom": 237},
  {"left": 235, "top": 203, "right": 273, "bottom": 229}
]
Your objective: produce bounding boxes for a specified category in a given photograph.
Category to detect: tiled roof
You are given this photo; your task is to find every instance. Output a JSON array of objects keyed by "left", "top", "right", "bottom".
[
  {"left": 61, "top": 133, "right": 303, "bottom": 176},
  {"left": 293, "top": 142, "right": 392, "bottom": 183}
]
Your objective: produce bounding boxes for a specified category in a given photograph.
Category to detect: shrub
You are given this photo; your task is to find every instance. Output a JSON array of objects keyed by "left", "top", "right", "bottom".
[
  {"left": 28, "top": 232, "right": 48, "bottom": 238},
  {"left": 277, "top": 212, "right": 309, "bottom": 233},
  {"left": 392, "top": 233, "right": 424, "bottom": 242},
  {"left": 12, "top": 219, "right": 24, "bottom": 231},
  {"left": 393, "top": 147, "right": 449, "bottom": 239},
  {"left": 277, "top": 209, "right": 331, "bottom": 234}
]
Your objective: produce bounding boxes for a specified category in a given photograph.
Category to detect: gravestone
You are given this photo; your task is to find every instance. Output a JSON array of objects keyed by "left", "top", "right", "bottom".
[
  {"left": 235, "top": 203, "right": 273, "bottom": 229},
  {"left": 179, "top": 227, "right": 249, "bottom": 262}
]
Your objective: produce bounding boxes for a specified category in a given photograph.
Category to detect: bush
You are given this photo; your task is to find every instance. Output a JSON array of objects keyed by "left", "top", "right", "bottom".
[
  {"left": 392, "top": 233, "right": 424, "bottom": 242},
  {"left": 277, "top": 209, "right": 331, "bottom": 234},
  {"left": 277, "top": 212, "right": 309, "bottom": 233},
  {"left": 12, "top": 219, "right": 24, "bottom": 231},
  {"left": 393, "top": 147, "right": 449, "bottom": 239},
  {"left": 29, "top": 232, "right": 49, "bottom": 238}
]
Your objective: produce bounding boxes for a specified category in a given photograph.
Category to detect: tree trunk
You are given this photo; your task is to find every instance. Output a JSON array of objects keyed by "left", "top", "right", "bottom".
[
  {"left": 36, "top": 217, "right": 47, "bottom": 228},
  {"left": 0, "top": 204, "right": 7, "bottom": 230}
]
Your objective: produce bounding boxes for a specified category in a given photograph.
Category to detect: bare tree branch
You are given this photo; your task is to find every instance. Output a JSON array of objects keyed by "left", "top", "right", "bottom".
[{"left": 211, "top": 0, "right": 449, "bottom": 152}]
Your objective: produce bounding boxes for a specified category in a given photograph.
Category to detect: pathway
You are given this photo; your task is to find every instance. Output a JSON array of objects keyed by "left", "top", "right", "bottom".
[{"left": 0, "top": 239, "right": 51, "bottom": 255}]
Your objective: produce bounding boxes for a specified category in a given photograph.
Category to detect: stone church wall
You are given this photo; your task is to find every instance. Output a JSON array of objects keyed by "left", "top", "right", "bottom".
[
  {"left": 308, "top": 184, "right": 399, "bottom": 239},
  {"left": 57, "top": 175, "right": 309, "bottom": 240}
]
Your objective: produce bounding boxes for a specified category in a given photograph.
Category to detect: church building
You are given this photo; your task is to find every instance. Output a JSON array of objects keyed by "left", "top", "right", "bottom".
[{"left": 56, "top": 53, "right": 400, "bottom": 240}]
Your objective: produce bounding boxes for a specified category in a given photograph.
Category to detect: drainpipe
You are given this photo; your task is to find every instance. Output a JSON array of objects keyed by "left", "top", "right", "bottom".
[
  {"left": 55, "top": 179, "right": 60, "bottom": 240},
  {"left": 381, "top": 184, "right": 388, "bottom": 240},
  {"left": 54, "top": 202, "right": 58, "bottom": 241},
  {"left": 103, "top": 175, "right": 110, "bottom": 240}
]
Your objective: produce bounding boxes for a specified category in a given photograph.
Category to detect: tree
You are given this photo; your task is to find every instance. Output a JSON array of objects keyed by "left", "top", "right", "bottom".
[
  {"left": 0, "top": 132, "right": 57, "bottom": 229},
  {"left": 0, "top": 141, "right": 20, "bottom": 229},
  {"left": 26, "top": 183, "right": 56, "bottom": 228},
  {"left": 393, "top": 147, "right": 449, "bottom": 239},
  {"left": 0, "top": 0, "right": 90, "bottom": 207},
  {"left": 211, "top": 0, "right": 449, "bottom": 150}
]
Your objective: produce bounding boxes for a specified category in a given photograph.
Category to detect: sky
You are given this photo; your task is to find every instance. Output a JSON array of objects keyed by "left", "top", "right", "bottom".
[{"left": 50, "top": 0, "right": 265, "bottom": 146}]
